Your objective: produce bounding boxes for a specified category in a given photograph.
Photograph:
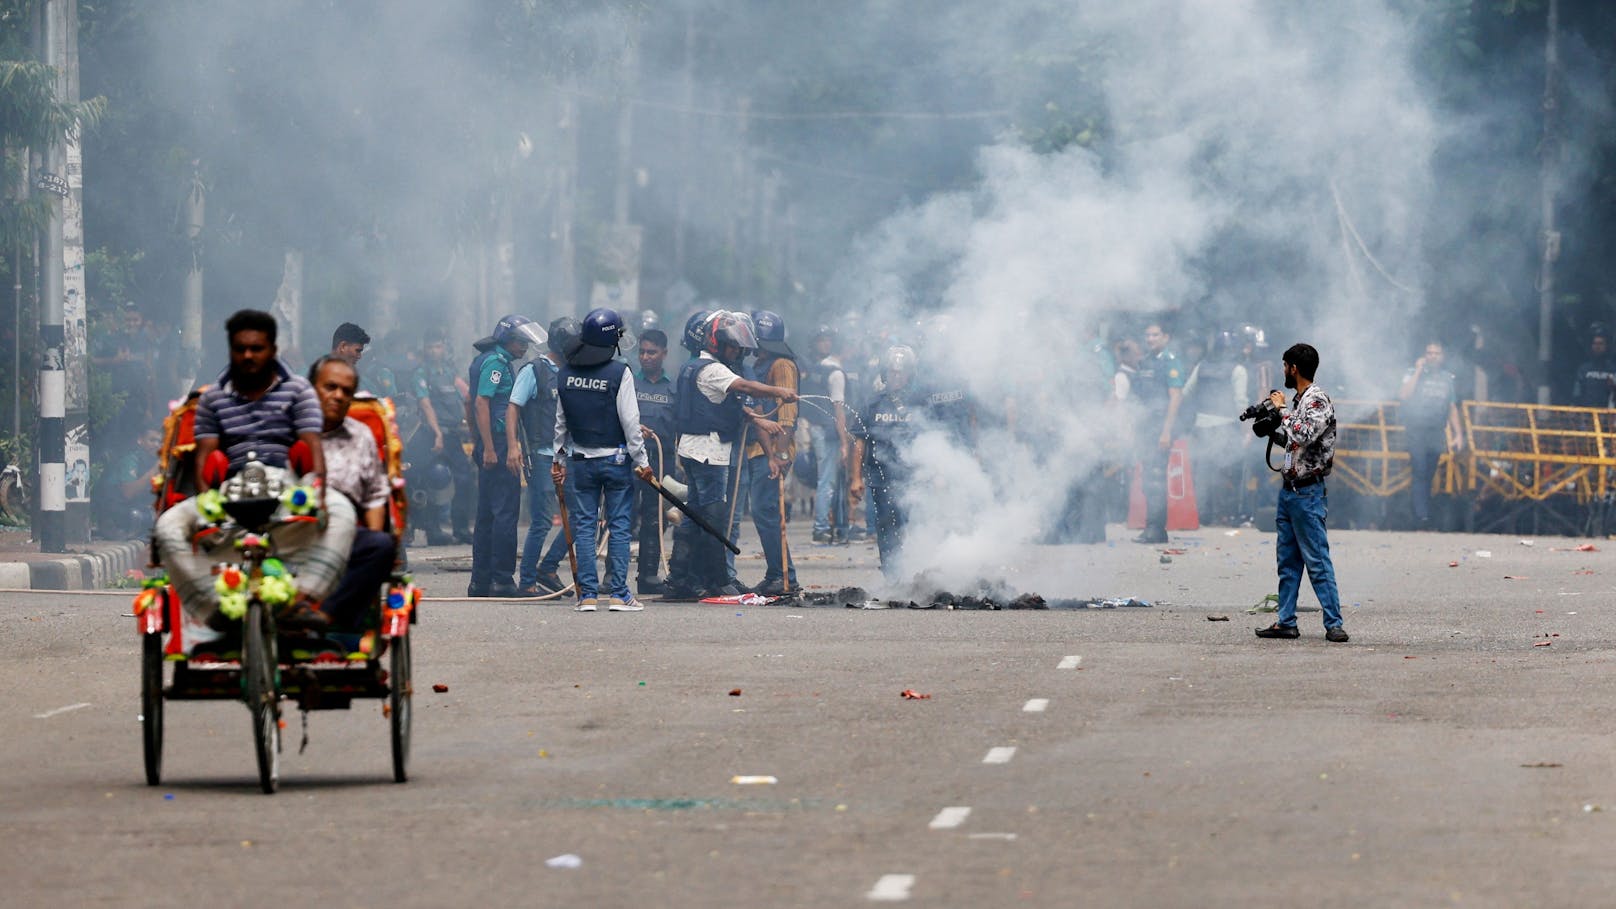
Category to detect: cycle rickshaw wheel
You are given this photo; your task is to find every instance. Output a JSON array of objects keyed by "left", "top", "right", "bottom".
[
  {"left": 141, "top": 631, "right": 164, "bottom": 785},
  {"left": 244, "top": 600, "right": 280, "bottom": 794},
  {"left": 389, "top": 635, "right": 412, "bottom": 783}
]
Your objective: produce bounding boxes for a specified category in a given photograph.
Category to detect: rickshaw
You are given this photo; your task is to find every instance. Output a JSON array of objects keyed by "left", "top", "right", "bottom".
[{"left": 133, "top": 392, "right": 420, "bottom": 793}]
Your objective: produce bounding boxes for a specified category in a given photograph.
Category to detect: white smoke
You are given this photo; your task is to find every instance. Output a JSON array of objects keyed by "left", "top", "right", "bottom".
[{"left": 831, "top": 0, "right": 1443, "bottom": 591}]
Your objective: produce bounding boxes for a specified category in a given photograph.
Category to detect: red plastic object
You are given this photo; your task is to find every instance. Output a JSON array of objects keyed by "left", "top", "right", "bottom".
[
  {"left": 200, "top": 450, "right": 231, "bottom": 488},
  {"left": 1127, "top": 439, "right": 1200, "bottom": 531},
  {"left": 288, "top": 440, "right": 314, "bottom": 476}
]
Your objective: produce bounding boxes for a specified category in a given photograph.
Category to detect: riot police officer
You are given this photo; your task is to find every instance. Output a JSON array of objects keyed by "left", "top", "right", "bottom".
[
  {"left": 744, "top": 310, "right": 800, "bottom": 594},
  {"left": 1570, "top": 328, "right": 1616, "bottom": 409},
  {"left": 468, "top": 315, "right": 541, "bottom": 597},
  {"left": 409, "top": 326, "right": 473, "bottom": 545},
  {"left": 850, "top": 345, "right": 921, "bottom": 579},
  {"left": 506, "top": 318, "right": 576, "bottom": 596},
  {"left": 1133, "top": 321, "right": 1185, "bottom": 544},
  {"left": 552, "top": 308, "right": 652, "bottom": 611},
  {"left": 633, "top": 328, "right": 677, "bottom": 591}
]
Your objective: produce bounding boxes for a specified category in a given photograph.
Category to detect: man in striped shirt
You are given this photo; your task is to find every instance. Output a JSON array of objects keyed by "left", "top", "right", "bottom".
[{"left": 153, "top": 310, "right": 356, "bottom": 646}]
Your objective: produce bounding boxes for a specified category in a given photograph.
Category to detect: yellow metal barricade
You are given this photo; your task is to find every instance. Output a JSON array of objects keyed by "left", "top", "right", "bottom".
[
  {"left": 1330, "top": 400, "right": 1462, "bottom": 498},
  {"left": 1462, "top": 402, "right": 1616, "bottom": 504}
]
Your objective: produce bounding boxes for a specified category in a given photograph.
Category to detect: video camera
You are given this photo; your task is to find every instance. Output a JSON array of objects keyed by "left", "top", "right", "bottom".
[{"left": 1239, "top": 392, "right": 1284, "bottom": 438}]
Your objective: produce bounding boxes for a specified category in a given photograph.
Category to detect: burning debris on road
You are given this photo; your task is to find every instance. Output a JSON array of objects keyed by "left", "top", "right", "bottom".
[{"left": 791, "top": 586, "right": 1152, "bottom": 611}]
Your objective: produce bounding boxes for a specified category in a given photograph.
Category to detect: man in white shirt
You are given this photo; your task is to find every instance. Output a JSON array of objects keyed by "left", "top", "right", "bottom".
[{"left": 662, "top": 311, "right": 797, "bottom": 599}]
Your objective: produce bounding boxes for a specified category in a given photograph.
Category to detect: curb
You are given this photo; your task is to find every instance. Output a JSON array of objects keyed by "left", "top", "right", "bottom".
[{"left": 0, "top": 540, "right": 148, "bottom": 591}]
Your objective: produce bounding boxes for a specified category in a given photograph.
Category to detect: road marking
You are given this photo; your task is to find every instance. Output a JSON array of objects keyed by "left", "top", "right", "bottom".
[
  {"left": 867, "top": 874, "right": 916, "bottom": 902},
  {"left": 967, "top": 832, "right": 1018, "bottom": 841},
  {"left": 983, "top": 746, "right": 1017, "bottom": 764},
  {"left": 928, "top": 806, "right": 971, "bottom": 829},
  {"left": 35, "top": 703, "right": 91, "bottom": 719},
  {"left": 1022, "top": 698, "right": 1049, "bottom": 713},
  {"left": 1057, "top": 655, "right": 1082, "bottom": 669}
]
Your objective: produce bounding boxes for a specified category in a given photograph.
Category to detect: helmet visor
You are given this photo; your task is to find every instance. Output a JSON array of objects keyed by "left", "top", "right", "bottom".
[
  {"left": 716, "top": 315, "right": 758, "bottom": 352},
  {"left": 512, "top": 322, "right": 548, "bottom": 350}
]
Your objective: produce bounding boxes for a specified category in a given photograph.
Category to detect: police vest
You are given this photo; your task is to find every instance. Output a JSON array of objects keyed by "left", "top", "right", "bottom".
[
  {"left": 753, "top": 353, "right": 797, "bottom": 412},
  {"left": 1188, "top": 358, "right": 1236, "bottom": 417},
  {"left": 1573, "top": 359, "right": 1616, "bottom": 408},
  {"left": 1135, "top": 350, "right": 1180, "bottom": 410},
  {"left": 635, "top": 373, "right": 677, "bottom": 438},
  {"left": 420, "top": 362, "right": 464, "bottom": 433},
  {"left": 468, "top": 347, "right": 514, "bottom": 444},
  {"left": 557, "top": 359, "right": 629, "bottom": 449},
  {"left": 863, "top": 391, "right": 917, "bottom": 488},
  {"left": 676, "top": 358, "right": 744, "bottom": 442},
  {"left": 520, "top": 359, "right": 560, "bottom": 452},
  {"left": 799, "top": 360, "right": 843, "bottom": 429}
]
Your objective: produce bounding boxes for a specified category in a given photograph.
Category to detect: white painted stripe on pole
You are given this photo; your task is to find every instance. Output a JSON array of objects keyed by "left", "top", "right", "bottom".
[
  {"left": 1057, "top": 655, "right": 1081, "bottom": 669},
  {"left": 40, "top": 462, "right": 66, "bottom": 511},
  {"left": 1022, "top": 698, "right": 1049, "bottom": 713},
  {"left": 928, "top": 806, "right": 971, "bottom": 830},
  {"left": 40, "top": 370, "right": 65, "bottom": 418},
  {"left": 35, "top": 702, "right": 90, "bottom": 719},
  {"left": 866, "top": 874, "right": 916, "bottom": 902},
  {"left": 983, "top": 746, "right": 1017, "bottom": 764}
]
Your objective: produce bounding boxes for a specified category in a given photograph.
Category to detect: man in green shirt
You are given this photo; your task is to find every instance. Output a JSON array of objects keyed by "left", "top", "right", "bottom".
[{"left": 467, "top": 315, "right": 538, "bottom": 597}]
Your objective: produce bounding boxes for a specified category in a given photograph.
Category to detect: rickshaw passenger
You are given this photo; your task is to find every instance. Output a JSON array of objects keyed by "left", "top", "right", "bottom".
[
  {"left": 153, "top": 310, "right": 356, "bottom": 648},
  {"left": 307, "top": 355, "right": 398, "bottom": 631}
]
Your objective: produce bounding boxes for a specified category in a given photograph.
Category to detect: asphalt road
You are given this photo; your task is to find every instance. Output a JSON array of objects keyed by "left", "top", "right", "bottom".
[{"left": 5, "top": 521, "right": 1616, "bottom": 908}]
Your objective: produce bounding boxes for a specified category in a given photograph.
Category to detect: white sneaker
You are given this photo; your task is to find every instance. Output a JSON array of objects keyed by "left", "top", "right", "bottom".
[
  {"left": 575, "top": 598, "right": 598, "bottom": 612},
  {"left": 607, "top": 597, "right": 644, "bottom": 612}
]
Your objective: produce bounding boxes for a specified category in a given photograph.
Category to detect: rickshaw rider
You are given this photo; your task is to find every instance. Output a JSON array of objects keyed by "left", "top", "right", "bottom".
[{"left": 153, "top": 310, "right": 357, "bottom": 648}]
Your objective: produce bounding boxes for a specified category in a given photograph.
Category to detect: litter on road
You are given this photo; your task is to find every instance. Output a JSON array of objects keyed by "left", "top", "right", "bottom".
[
  {"left": 900, "top": 689, "right": 931, "bottom": 700},
  {"left": 545, "top": 854, "right": 582, "bottom": 869}
]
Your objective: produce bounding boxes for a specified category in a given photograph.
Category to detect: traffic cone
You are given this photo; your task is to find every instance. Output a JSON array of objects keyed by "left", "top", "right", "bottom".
[{"left": 1128, "top": 439, "right": 1201, "bottom": 531}]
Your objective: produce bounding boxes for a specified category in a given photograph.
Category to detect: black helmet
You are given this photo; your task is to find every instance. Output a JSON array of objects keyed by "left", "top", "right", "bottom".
[
  {"left": 752, "top": 310, "right": 794, "bottom": 359},
  {"left": 682, "top": 309, "right": 713, "bottom": 354},
  {"left": 547, "top": 317, "right": 580, "bottom": 357}
]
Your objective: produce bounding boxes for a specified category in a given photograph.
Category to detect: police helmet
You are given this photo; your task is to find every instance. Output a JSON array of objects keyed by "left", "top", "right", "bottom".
[
  {"left": 569, "top": 308, "right": 624, "bottom": 366},
  {"left": 547, "top": 317, "right": 581, "bottom": 357},
  {"left": 639, "top": 309, "right": 661, "bottom": 332},
  {"left": 705, "top": 310, "right": 758, "bottom": 360},
  {"left": 752, "top": 310, "right": 795, "bottom": 359},
  {"left": 682, "top": 309, "right": 713, "bottom": 353},
  {"left": 880, "top": 344, "right": 918, "bottom": 376},
  {"left": 493, "top": 314, "right": 530, "bottom": 343}
]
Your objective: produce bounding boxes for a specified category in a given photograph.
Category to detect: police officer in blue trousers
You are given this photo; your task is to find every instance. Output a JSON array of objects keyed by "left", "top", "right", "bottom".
[
  {"left": 662, "top": 311, "right": 798, "bottom": 600},
  {"left": 800, "top": 326, "right": 850, "bottom": 544},
  {"left": 506, "top": 317, "right": 581, "bottom": 596},
  {"left": 467, "top": 315, "right": 541, "bottom": 597},
  {"left": 633, "top": 328, "right": 677, "bottom": 592},
  {"left": 850, "top": 345, "right": 921, "bottom": 580},
  {"left": 743, "top": 310, "right": 800, "bottom": 594},
  {"left": 409, "top": 327, "right": 474, "bottom": 545},
  {"left": 550, "top": 308, "right": 653, "bottom": 611}
]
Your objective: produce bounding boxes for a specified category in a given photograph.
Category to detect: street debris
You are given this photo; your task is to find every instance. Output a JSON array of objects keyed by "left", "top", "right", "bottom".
[
  {"left": 728, "top": 688, "right": 742, "bottom": 697},
  {"left": 1551, "top": 543, "right": 1601, "bottom": 552},
  {"left": 1248, "top": 594, "right": 1279, "bottom": 614},
  {"left": 699, "top": 593, "right": 778, "bottom": 605},
  {"left": 1448, "top": 561, "right": 1459, "bottom": 568},
  {"left": 730, "top": 775, "right": 778, "bottom": 785},
  {"left": 545, "top": 854, "right": 582, "bottom": 869},
  {"left": 1504, "top": 575, "right": 1529, "bottom": 580},
  {"left": 1520, "top": 762, "right": 1563, "bottom": 768},
  {"left": 900, "top": 689, "right": 932, "bottom": 700},
  {"left": 1475, "top": 550, "right": 1492, "bottom": 558},
  {"left": 1207, "top": 615, "right": 1230, "bottom": 622},
  {"left": 1533, "top": 641, "right": 1552, "bottom": 647},
  {"left": 1519, "top": 539, "right": 1535, "bottom": 547},
  {"left": 431, "top": 683, "right": 448, "bottom": 693}
]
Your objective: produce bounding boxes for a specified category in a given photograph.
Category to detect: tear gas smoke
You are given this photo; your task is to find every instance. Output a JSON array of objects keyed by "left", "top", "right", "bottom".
[{"left": 826, "top": 0, "right": 1456, "bottom": 592}]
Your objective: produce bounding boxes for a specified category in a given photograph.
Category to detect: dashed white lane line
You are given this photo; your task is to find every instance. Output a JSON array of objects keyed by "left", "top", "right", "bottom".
[
  {"left": 1022, "top": 698, "right": 1049, "bottom": 713},
  {"left": 928, "top": 806, "right": 971, "bottom": 830},
  {"left": 983, "top": 746, "right": 1017, "bottom": 764},
  {"left": 867, "top": 874, "right": 916, "bottom": 902},
  {"left": 35, "top": 703, "right": 91, "bottom": 719},
  {"left": 1057, "top": 655, "right": 1082, "bottom": 669},
  {"left": 968, "top": 832, "right": 1018, "bottom": 841}
]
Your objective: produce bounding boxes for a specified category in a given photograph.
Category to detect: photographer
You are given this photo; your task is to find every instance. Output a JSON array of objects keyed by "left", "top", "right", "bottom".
[{"left": 1250, "top": 343, "right": 1348, "bottom": 643}]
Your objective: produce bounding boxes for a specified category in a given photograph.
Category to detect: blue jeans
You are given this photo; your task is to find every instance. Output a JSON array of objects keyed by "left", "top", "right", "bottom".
[
  {"left": 669, "top": 457, "right": 730, "bottom": 591},
  {"left": 1274, "top": 483, "right": 1343, "bottom": 629},
  {"left": 748, "top": 455, "right": 797, "bottom": 586},
  {"left": 471, "top": 443, "right": 520, "bottom": 593},
  {"left": 518, "top": 453, "right": 572, "bottom": 587},
  {"left": 809, "top": 423, "right": 846, "bottom": 535},
  {"left": 568, "top": 456, "right": 635, "bottom": 600}
]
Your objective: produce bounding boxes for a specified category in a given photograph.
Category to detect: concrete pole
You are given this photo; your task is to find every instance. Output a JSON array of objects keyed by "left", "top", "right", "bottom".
[
  {"left": 1536, "top": 0, "right": 1560, "bottom": 406},
  {"left": 35, "top": 0, "right": 67, "bottom": 551},
  {"left": 60, "top": 0, "right": 88, "bottom": 542}
]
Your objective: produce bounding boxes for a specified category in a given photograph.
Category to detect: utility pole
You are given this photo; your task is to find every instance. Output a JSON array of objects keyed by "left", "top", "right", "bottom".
[
  {"left": 1536, "top": 0, "right": 1561, "bottom": 406},
  {"left": 35, "top": 0, "right": 81, "bottom": 551}
]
